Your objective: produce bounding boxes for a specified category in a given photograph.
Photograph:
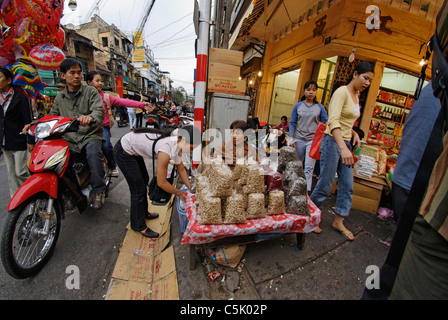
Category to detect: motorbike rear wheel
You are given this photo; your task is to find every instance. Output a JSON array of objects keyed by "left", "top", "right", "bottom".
[{"left": 0, "top": 193, "right": 62, "bottom": 279}]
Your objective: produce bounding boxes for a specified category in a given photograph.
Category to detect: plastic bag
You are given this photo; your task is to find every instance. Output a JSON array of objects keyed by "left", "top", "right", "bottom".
[
  {"left": 223, "top": 193, "right": 246, "bottom": 224},
  {"left": 286, "top": 195, "right": 310, "bottom": 216},
  {"left": 246, "top": 193, "right": 266, "bottom": 219},
  {"left": 262, "top": 165, "right": 284, "bottom": 193},
  {"left": 309, "top": 122, "right": 326, "bottom": 160},
  {"left": 277, "top": 146, "right": 298, "bottom": 173},
  {"left": 286, "top": 177, "right": 307, "bottom": 203},
  {"left": 266, "top": 190, "right": 285, "bottom": 215},
  {"left": 209, "top": 163, "right": 234, "bottom": 197},
  {"left": 195, "top": 175, "right": 210, "bottom": 206},
  {"left": 199, "top": 196, "right": 223, "bottom": 224},
  {"left": 243, "top": 164, "right": 265, "bottom": 193}
]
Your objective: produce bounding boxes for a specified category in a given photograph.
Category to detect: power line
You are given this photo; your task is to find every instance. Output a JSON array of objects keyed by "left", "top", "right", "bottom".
[
  {"left": 149, "top": 22, "right": 193, "bottom": 49},
  {"left": 145, "top": 12, "right": 193, "bottom": 38}
]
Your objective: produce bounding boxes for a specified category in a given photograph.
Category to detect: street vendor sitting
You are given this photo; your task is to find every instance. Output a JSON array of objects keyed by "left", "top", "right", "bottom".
[{"left": 212, "top": 120, "right": 260, "bottom": 169}]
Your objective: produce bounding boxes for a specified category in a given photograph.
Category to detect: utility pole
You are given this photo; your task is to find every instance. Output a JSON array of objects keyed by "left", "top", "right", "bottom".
[{"left": 193, "top": 0, "right": 211, "bottom": 133}]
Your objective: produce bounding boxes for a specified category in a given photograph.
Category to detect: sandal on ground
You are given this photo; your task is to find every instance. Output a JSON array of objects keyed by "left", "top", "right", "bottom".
[
  {"left": 145, "top": 212, "right": 159, "bottom": 220},
  {"left": 332, "top": 226, "right": 354, "bottom": 241},
  {"left": 140, "top": 228, "right": 159, "bottom": 238},
  {"left": 313, "top": 227, "right": 322, "bottom": 234}
]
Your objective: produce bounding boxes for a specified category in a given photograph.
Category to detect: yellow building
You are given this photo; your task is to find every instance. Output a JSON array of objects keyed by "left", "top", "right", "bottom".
[{"left": 231, "top": 0, "right": 442, "bottom": 148}]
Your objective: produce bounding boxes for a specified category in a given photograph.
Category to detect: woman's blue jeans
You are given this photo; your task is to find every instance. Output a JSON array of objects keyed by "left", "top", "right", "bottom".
[
  {"left": 310, "top": 134, "right": 353, "bottom": 217},
  {"left": 102, "top": 126, "right": 117, "bottom": 169}
]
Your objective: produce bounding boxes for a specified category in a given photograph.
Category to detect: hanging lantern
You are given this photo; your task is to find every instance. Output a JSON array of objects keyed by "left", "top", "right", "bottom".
[
  {"left": 68, "top": 0, "right": 77, "bottom": 11},
  {"left": 348, "top": 48, "right": 356, "bottom": 63}
]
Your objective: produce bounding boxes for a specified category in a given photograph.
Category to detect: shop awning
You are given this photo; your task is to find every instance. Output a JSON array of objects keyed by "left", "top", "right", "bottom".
[{"left": 96, "top": 62, "right": 111, "bottom": 74}]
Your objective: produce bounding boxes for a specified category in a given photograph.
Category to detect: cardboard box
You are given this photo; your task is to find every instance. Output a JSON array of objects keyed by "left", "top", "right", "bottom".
[
  {"left": 208, "top": 62, "right": 241, "bottom": 80},
  {"left": 330, "top": 175, "right": 387, "bottom": 214},
  {"left": 207, "top": 77, "right": 246, "bottom": 95},
  {"left": 209, "top": 48, "right": 243, "bottom": 66}
]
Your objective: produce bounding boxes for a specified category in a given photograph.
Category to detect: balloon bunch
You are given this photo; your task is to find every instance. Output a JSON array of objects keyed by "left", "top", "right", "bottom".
[{"left": 0, "top": 0, "right": 66, "bottom": 98}]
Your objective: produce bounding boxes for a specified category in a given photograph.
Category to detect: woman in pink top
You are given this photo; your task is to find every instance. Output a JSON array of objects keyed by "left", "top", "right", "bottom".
[
  {"left": 274, "top": 116, "right": 289, "bottom": 132},
  {"left": 86, "top": 71, "right": 153, "bottom": 176}
]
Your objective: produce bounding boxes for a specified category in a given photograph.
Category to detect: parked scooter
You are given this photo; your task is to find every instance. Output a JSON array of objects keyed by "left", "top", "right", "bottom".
[
  {"left": 0, "top": 115, "right": 113, "bottom": 279},
  {"left": 114, "top": 106, "right": 128, "bottom": 127},
  {"left": 146, "top": 109, "right": 191, "bottom": 129}
]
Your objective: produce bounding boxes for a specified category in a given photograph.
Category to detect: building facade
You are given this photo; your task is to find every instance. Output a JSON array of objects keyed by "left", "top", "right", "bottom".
[{"left": 227, "top": 0, "right": 441, "bottom": 149}]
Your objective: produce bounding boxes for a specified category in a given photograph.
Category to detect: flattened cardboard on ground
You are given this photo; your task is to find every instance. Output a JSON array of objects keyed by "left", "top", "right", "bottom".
[
  {"left": 147, "top": 197, "right": 174, "bottom": 237},
  {"left": 107, "top": 246, "right": 178, "bottom": 300},
  {"left": 153, "top": 246, "right": 176, "bottom": 282},
  {"left": 151, "top": 271, "right": 179, "bottom": 300},
  {"left": 125, "top": 194, "right": 174, "bottom": 236},
  {"left": 112, "top": 252, "right": 155, "bottom": 283},
  {"left": 106, "top": 279, "right": 152, "bottom": 300},
  {"left": 120, "top": 228, "right": 171, "bottom": 256}
]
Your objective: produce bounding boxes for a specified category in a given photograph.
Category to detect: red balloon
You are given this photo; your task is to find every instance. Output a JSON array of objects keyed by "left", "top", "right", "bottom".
[{"left": 28, "top": 44, "right": 65, "bottom": 71}]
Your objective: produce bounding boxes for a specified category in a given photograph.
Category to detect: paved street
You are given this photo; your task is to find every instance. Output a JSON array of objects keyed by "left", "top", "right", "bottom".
[
  {"left": 0, "top": 123, "right": 132, "bottom": 299},
  {"left": 0, "top": 121, "right": 399, "bottom": 301}
]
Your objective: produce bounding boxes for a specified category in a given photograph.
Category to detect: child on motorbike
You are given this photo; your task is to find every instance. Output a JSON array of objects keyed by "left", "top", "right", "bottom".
[{"left": 86, "top": 71, "right": 154, "bottom": 177}]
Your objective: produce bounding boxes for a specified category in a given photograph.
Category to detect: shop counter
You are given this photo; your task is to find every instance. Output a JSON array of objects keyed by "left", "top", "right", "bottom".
[{"left": 180, "top": 192, "right": 321, "bottom": 270}]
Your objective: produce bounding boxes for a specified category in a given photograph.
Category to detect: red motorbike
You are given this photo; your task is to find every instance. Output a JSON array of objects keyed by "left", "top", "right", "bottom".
[
  {"left": 146, "top": 109, "right": 192, "bottom": 129},
  {"left": 0, "top": 115, "right": 112, "bottom": 279}
]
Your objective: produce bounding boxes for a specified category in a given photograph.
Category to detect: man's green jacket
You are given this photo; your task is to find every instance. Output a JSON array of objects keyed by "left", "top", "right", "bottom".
[{"left": 50, "top": 85, "right": 105, "bottom": 153}]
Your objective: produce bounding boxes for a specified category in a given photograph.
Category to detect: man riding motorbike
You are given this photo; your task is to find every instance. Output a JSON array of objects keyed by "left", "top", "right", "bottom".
[{"left": 49, "top": 58, "right": 106, "bottom": 210}]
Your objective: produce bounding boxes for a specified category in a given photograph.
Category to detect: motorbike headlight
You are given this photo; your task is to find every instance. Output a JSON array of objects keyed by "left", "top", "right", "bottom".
[
  {"left": 53, "top": 123, "right": 70, "bottom": 134},
  {"left": 34, "top": 120, "right": 58, "bottom": 139},
  {"left": 44, "top": 146, "right": 68, "bottom": 174}
]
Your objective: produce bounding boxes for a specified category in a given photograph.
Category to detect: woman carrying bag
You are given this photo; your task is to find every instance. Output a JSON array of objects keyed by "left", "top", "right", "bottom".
[
  {"left": 113, "top": 125, "right": 201, "bottom": 238},
  {"left": 310, "top": 62, "right": 374, "bottom": 241},
  {"left": 289, "top": 80, "right": 328, "bottom": 194}
]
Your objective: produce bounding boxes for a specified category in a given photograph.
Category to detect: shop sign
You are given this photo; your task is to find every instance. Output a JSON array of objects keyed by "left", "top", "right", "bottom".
[
  {"left": 365, "top": 5, "right": 393, "bottom": 35},
  {"left": 42, "top": 87, "right": 60, "bottom": 97},
  {"left": 313, "top": 15, "right": 327, "bottom": 38},
  {"left": 116, "top": 77, "right": 123, "bottom": 98}
]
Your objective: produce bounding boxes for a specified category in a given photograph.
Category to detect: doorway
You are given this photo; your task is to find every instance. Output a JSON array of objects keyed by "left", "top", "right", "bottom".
[{"left": 268, "top": 68, "right": 301, "bottom": 126}]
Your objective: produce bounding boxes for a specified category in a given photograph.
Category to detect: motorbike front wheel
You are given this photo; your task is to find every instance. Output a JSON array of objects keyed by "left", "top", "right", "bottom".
[{"left": 0, "top": 194, "right": 62, "bottom": 279}]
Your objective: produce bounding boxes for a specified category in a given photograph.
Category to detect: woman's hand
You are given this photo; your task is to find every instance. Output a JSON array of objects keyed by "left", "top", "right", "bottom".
[
  {"left": 341, "top": 146, "right": 354, "bottom": 167},
  {"left": 352, "top": 131, "right": 361, "bottom": 152},
  {"left": 177, "top": 190, "right": 186, "bottom": 203},
  {"left": 144, "top": 102, "right": 154, "bottom": 113}
]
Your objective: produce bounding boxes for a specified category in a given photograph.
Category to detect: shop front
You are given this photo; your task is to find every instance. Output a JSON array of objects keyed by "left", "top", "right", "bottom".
[
  {"left": 233, "top": 0, "right": 438, "bottom": 135},
  {"left": 230, "top": 0, "right": 441, "bottom": 213}
]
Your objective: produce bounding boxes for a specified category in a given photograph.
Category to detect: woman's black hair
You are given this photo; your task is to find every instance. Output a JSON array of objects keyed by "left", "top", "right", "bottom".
[
  {"left": 59, "top": 58, "right": 83, "bottom": 74},
  {"left": 0, "top": 67, "right": 13, "bottom": 81},
  {"left": 281, "top": 116, "right": 287, "bottom": 121},
  {"left": 346, "top": 61, "right": 374, "bottom": 84},
  {"left": 230, "top": 120, "right": 248, "bottom": 131},
  {"left": 134, "top": 125, "right": 202, "bottom": 146},
  {"left": 86, "top": 70, "right": 100, "bottom": 83},
  {"left": 300, "top": 80, "right": 320, "bottom": 104}
]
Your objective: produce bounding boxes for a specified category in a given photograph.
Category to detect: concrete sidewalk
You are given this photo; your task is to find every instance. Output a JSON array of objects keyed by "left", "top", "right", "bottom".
[{"left": 171, "top": 192, "right": 396, "bottom": 300}]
